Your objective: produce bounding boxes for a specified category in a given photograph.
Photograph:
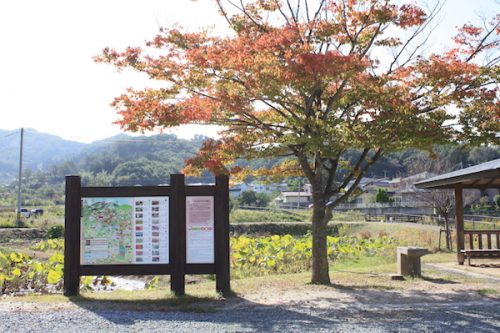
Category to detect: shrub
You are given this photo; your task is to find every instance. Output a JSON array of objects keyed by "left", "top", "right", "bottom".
[
  {"left": 47, "top": 225, "right": 64, "bottom": 239},
  {"left": 494, "top": 194, "right": 500, "bottom": 209},
  {"left": 231, "top": 209, "right": 310, "bottom": 223},
  {"left": 230, "top": 222, "right": 338, "bottom": 236},
  {"left": 375, "top": 189, "right": 392, "bottom": 203},
  {"left": 255, "top": 192, "right": 271, "bottom": 207}
]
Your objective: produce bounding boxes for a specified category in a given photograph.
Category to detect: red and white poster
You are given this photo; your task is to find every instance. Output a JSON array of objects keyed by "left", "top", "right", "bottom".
[{"left": 186, "top": 196, "right": 214, "bottom": 264}]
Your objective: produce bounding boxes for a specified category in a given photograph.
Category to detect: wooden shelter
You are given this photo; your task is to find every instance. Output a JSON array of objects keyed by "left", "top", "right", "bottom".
[{"left": 415, "top": 159, "right": 500, "bottom": 265}]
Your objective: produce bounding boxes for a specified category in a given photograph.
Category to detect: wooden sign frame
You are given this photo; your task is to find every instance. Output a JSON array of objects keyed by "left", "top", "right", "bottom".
[{"left": 63, "top": 174, "right": 230, "bottom": 297}]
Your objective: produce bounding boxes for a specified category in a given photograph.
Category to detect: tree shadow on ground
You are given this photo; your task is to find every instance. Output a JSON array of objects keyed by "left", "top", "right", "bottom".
[
  {"left": 420, "top": 275, "right": 460, "bottom": 284},
  {"left": 68, "top": 283, "right": 500, "bottom": 332},
  {"left": 470, "top": 263, "right": 500, "bottom": 268},
  {"left": 69, "top": 294, "right": 337, "bottom": 331},
  {"left": 294, "top": 283, "right": 500, "bottom": 333}
]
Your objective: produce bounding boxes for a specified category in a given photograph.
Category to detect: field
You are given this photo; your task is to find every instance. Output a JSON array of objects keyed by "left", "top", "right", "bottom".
[
  {"left": 0, "top": 218, "right": 449, "bottom": 296},
  {"left": 0, "top": 252, "right": 497, "bottom": 313},
  {"left": 230, "top": 208, "right": 365, "bottom": 223},
  {"left": 1, "top": 206, "right": 497, "bottom": 304},
  {"left": 0, "top": 206, "right": 64, "bottom": 229}
]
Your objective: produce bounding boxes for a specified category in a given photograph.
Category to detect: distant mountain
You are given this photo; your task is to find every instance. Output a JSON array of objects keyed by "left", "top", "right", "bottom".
[
  {"left": 0, "top": 128, "right": 207, "bottom": 185},
  {"left": 0, "top": 129, "right": 86, "bottom": 183},
  {"left": 73, "top": 133, "right": 205, "bottom": 182},
  {"left": 1, "top": 127, "right": 498, "bottom": 187}
]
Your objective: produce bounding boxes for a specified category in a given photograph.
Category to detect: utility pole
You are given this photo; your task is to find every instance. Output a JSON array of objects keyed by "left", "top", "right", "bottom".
[
  {"left": 16, "top": 128, "right": 24, "bottom": 227},
  {"left": 297, "top": 177, "right": 301, "bottom": 209}
]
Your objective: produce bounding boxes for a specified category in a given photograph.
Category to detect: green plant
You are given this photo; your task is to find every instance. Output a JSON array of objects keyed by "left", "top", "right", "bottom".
[
  {"left": 80, "top": 275, "right": 114, "bottom": 292},
  {"left": 230, "top": 234, "right": 396, "bottom": 279},
  {"left": 145, "top": 276, "right": 159, "bottom": 290},
  {"left": 494, "top": 194, "right": 500, "bottom": 209},
  {"left": 30, "top": 239, "right": 65, "bottom": 252},
  {"left": 239, "top": 190, "right": 258, "bottom": 206},
  {"left": 375, "top": 189, "right": 393, "bottom": 203},
  {"left": 47, "top": 225, "right": 64, "bottom": 239},
  {"left": 0, "top": 250, "right": 64, "bottom": 294},
  {"left": 255, "top": 192, "right": 271, "bottom": 207},
  {"left": 478, "top": 288, "right": 497, "bottom": 297},
  {"left": 479, "top": 196, "right": 490, "bottom": 207},
  {"left": 230, "top": 209, "right": 310, "bottom": 223}
]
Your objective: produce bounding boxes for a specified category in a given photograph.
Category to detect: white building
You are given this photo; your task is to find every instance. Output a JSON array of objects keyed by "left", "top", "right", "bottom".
[{"left": 275, "top": 191, "right": 312, "bottom": 208}]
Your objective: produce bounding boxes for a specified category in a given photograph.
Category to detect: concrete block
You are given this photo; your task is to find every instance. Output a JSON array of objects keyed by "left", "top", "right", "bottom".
[{"left": 397, "top": 247, "right": 429, "bottom": 277}]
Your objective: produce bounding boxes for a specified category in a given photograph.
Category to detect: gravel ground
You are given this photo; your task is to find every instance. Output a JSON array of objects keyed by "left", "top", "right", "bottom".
[{"left": 1, "top": 299, "right": 499, "bottom": 333}]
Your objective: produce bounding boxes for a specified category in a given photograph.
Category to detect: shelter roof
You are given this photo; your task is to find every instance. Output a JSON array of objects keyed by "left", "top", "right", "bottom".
[{"left": 414, "top": 158, "right": 500, "bottom": 189}]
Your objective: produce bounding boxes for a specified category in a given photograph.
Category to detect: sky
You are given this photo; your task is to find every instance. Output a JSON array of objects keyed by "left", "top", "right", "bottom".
[{"left": 0, "top": 0, "right": 498, "bottom": 143}]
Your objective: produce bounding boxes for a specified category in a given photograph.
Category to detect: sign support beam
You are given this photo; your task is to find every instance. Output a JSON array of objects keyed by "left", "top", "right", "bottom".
[
  {"left": 64, "top": 176, "right": 81, "bottom": 296},
  {"left": 170, "top": 174, "right": 186, "bottom": 296},
  {"left": 215, "top": 175, "right": 231, "bottom": 296}
]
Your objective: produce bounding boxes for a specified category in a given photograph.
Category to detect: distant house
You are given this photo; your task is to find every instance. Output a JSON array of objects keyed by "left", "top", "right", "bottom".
[
  {"left": 345, "top": 177, "right": 392, "bottom": 204},
  {"left": 250, "top": 182, "right": 288, "bottom": 193},
  {"left": 230, "top": 182, "right": 289, "bottom": 197},
  {"left": 275, "top": 191, "right": 312, "bottom": 208},
  {"left": 392, "top": 172, "right": 437, "bottom": 203},
  {"left": 229, "top": 183, "right": 252, "bottom": 197}
]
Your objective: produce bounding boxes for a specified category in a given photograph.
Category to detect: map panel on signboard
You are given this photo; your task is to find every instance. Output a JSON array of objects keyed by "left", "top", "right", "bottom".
[
  {"left": 186, "top": 196, "right": 215, "bottom": 264},
  {"left": 81, "top": 197, "right": 169, "bottom": 265}
]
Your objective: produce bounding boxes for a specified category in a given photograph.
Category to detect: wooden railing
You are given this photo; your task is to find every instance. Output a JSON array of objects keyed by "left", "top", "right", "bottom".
[
  {"left": 461, "top": 230, "right": 500, "bottom": 265},
  {"left": 464, "top": 230, "right": 500, "bottom": 250}
]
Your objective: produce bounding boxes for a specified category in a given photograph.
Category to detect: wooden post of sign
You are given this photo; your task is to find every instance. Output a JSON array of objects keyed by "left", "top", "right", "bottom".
[
  {"left": 64, "top": 176, "right": 81, "bottom": 296},
  {"left": 215, "top": 175, "right": 230, "bottom": 296},
  {"left": 170, "top": 174, "right": 186, "bottom": 296}
]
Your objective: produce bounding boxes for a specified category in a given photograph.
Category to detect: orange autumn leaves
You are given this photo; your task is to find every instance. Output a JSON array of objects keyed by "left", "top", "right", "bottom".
[{"left": 96, "top": 0, "right": 499, "bottom": 177}]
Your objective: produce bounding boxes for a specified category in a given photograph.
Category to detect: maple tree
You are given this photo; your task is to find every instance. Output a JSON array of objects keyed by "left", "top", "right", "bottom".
[{"left": 97, "top": 0, "right": 499, "bottom": 284}]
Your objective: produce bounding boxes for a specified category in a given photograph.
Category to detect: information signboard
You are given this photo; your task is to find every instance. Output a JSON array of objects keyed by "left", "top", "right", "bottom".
[
  {"left": 186, "top": 196, "right": 214, "bottom": 264},
  {"left": 64, "top": 174, "right": 229, "bottom": 297},
  {"left": 81, "top": 197, "right": 169, "bottom": 265}
]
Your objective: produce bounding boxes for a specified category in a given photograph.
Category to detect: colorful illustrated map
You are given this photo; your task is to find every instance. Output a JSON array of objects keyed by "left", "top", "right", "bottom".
[{"left": 81, "top": 198, "right": 134, "bottom": 265}]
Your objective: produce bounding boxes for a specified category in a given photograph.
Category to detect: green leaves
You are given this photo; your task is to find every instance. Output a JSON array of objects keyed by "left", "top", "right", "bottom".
[
  {"left": 0, "top": 249, "right": 65, "bottom": 294},
  {"left": 47, "top": 269, "right": 62, "bottom": 285},
  {"left": 49, "top": 253, "right": 64, "bottom": 264},
  {"left": 230, "top": 234, "right": 396, "bottom": 278}
]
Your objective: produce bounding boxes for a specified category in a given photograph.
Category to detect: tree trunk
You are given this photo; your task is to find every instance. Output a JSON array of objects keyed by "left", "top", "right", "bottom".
[
  {"left": 311, "top": 199, "right": 331, "bottom": 284},
  {"left": 444, "top": 215, "right": 451, "bottom": 251}
]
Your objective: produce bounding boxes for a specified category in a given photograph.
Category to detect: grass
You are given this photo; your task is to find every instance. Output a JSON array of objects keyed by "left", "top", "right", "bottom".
[
  {"left": 477, "top": 288, "right": 497, "bottom": 297},
  {"left": 230, "top": 208, "right": 311, "bottom": 223},
  {"left": 0, "top": 206, "right": 64, "bottom": 229},
  {"left": 421, "top": 252, "right": 456, "bottom": 263},
  {"left": 73, "top": 289, "right": 220, "bottom": 312},
  {"left": 331, "top": 256, "right": 396, "bottom": 274},
  {"left": 464, "top": 220, "right": 500, "bottom": 230},
  {"left": 336, "top": 222, "right": 441, "bottom": 251},
  {"left": 230, "top": 208, "right": 366, "bottom": 223},
  {"left": 13, "top": 283, "right": 223, "bottom": 312},
  {"left": 0, "top": 220, "right": 16, "bottom": 228}
]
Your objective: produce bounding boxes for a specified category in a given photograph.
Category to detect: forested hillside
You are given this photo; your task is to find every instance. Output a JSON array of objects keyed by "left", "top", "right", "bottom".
[
  {"left": 0, "top": 129, "right": 85, "bottom": 184},
  {"left": 0, "top": 127, "right": 498, "bottom": 206},
  {"left": 74, "top": 134, "right": 206, "bottom": 185}
]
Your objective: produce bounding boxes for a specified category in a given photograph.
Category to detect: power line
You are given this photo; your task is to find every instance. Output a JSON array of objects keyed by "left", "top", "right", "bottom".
[
  {"left": 22, "top": 130, "right": 202, "bottom": 144},
  {"left": 0, "top": 130, "right": 21, "bottom": 141}
]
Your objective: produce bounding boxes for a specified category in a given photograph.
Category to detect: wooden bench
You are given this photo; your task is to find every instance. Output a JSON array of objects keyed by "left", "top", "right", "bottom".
[{"left": 461, "top": 230, "right": 500, "bottom": 265}]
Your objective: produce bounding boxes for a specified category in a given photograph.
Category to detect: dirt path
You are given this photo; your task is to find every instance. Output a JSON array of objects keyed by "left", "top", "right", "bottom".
[{"left": 1, "top": 259, "right": 499, "bottom": 332}]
